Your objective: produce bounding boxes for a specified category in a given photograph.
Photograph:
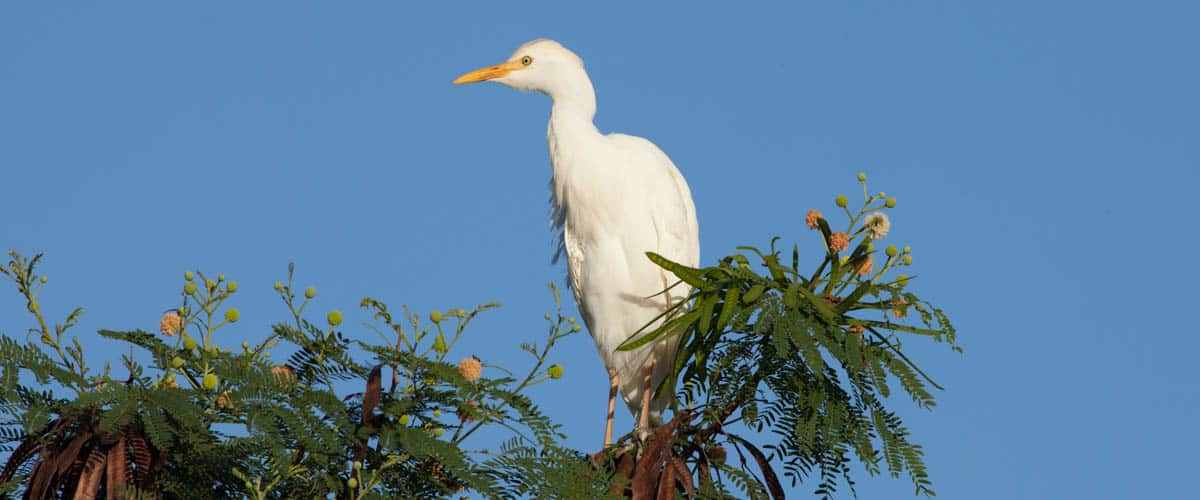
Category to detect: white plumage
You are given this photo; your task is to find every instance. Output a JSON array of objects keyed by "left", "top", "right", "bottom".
[{"left": 455, "top": 39, "right": 699, "bottom": 443}]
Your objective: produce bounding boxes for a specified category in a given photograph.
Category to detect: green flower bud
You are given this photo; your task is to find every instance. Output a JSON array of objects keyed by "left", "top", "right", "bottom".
[
  {"left": 28, "top": 301, "right": 39, "bottom": 313},
  {"left": 857, "top": 172, "right": 867, "bottom": 182},
  {"left": 572, "top": 325, "right": 581, "bottom": 333},
  {"left": 347, "top": 478, "right": 358, "bottom": 489},
  {"left": 210, "top": 346, "right": 220, "bottom": 356},
  {"left": 835, "top": 194, "right": 848, "bottom": 208},
  {"left": 226, "top": 281, "right": 238, "bottom": 293},
  {"left": 430, "top": 310, "right": 443, "bottom": 323},
  {"left": 202, "top": 373, "right": 218, "bottom": 390},
  {"left": 224, "top": 308, "right": 240, "bottom": 323},
  {"left": 304, "top": 287, "right": 316, "bottom": 299},
  {"left": 896, "top": 274, "right": 910, "bottom": 287},
  {"left": 567, "top": 317, "right": 575, "bottom": 324},
  {"left": 544, "top": 313, "right": 552, "bottom": 320},
  {"left": 242, "top": 341, "right": 250, "bottom": 350},
  {"left": 171, "top": 356, "right": 184, "bottom": 368},
  {"left": 547, "top": 364, "right": 564, "bottom": 379},
  {"left": 217, "top": 274, "right": 226, "bottom": 281},
  {"left": 433, "top": 409, "right": 441, "bottom": 418},
  {"left": 353, "top": 460, "right": 362, "bottom": 471},
  {"left": 432, "top": 334, "right": 448, "bottom": 354},
  {"left": 886, "top": 245, "right": 898, "bottom": 257},
  {"left": 885, "top": 197, "right": 897, "bottom": 208},
  {"left": 205, "top": 279, "right": 216, "bottom": 290},
  {"left": 184, "top": 335, "right": 198, "bottom": 351},
  {"left": 903, "top": 246, "right": 911, "bottom": 253},
  {"left": 399, "top": 415, "right": 411, "bottom": 425},
  {"left": 877, "top": 192, "right": 886, "bottom": 198},
  {"left": 184, "top": 282, "right": 198, "bottom": 295},
  {"left": 432, "top": 427, "right": 444, "bottom": 437},
  {"left": 185, "top": 271, "right": 194, "bottom": 281},
  {"left": 39, "top": 276, "right": 48, "bottom": 284},
  {"left": 902, "top": 255, "right": 913, "bottom": 265},
  {"left": 273, "top": 281, "right": 283, "bottom": 292},
  {"left": 327, "top": 310, "right": 343, "bottom": 327}
]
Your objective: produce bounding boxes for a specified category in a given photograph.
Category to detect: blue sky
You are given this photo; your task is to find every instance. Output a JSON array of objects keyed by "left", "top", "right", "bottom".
[{"left": 2, "top": 2, "right": 1197, "bottom": 497}]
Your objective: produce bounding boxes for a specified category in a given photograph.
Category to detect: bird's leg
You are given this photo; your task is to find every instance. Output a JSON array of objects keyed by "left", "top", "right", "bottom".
[
  {"left": 638, "top": 357, "right": 654, "bottom": 442},
  {"left": 604, "top": 367, "right": 618, "bottom": 448}
]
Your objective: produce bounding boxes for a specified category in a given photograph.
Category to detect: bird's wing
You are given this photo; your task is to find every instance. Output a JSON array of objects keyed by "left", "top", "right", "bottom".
[
  {"left": 605, "top": 133, "right": 700, "bottom": 315},
  {"left": 608, "top": 133, "right": 700, "bottom": 269}
]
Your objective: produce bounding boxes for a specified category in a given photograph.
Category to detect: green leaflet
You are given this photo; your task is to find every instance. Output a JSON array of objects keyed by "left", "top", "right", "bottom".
[
  {"left": 616, "top": 309, "right": 699, "bottom": 351},
  {"left": 715, "top": 286, "right": 740, "bottom": 333},
  {"left": 743, "top": 284, "right": 765, "bottom": 304},
  {"left": 645, "top": 251, "right": 706, "bottom": 288},
  {"left": 791, "top": 283, "right": 838, "bottom": 322}
]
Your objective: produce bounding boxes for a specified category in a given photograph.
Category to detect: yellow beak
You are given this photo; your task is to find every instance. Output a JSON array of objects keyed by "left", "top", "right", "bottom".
[{"left": 453, "top": 60, "right": 524, "bottom": 84}]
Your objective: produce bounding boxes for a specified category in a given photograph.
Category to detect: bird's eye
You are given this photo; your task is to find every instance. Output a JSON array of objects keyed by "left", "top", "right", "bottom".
[{"left": 521, "top": 56, "right": 533, "bottom": 66}]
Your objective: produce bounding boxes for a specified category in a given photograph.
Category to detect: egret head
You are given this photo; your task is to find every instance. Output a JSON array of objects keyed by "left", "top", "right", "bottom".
[{"left": 453, "top": 39, "right": 588, "bottom": 97}]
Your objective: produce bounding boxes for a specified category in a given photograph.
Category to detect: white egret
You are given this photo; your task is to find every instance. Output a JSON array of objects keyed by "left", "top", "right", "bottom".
[{"left": 454, "top": 39, "right": 700, "bottom": 446}]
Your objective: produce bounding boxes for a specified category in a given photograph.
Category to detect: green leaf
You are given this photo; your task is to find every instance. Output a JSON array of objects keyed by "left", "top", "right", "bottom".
[
  {"left": 616, "top": 310, "right": 699, "bottom": 351},
  {"left": 791, "top": 284, "right": 837, "bottom": 322},
  {"left": 715, "top": 286, "right": 740, "bottom": 333},
  {"left": 743, "top": 284, "right": 765, "bottom": 304},
  {"left": 645, "top": 252, "right": 705, "bottom": 288}
]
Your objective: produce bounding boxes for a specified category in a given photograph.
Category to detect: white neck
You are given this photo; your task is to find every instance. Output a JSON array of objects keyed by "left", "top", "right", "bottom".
[{"left": 547, "top": 67, "right": 598, "bottom": 125}]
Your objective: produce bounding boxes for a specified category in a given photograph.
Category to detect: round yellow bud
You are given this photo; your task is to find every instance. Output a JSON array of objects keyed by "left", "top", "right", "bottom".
[
  {"left": 857, "top": 172, "right": 867, "bottom": 182},
  {"left": 183, "top": 335, "right": 198, "bottom": 351},
  {"left": 217, "top": 274, "right": 226, "bottom": 281},
  {"left": 903, "top": 246, "right": 911, "bottom": 253},
  {"left": 171, "top": 357, "right": 184, "bottom": 368},
  {"left": 327, "top": 310, "right": 343, "bottom": 327},
  {"left": 347, "top": 478, "right": 358, "bottom": 489},
  {"left": 896, "top": 274, "right": 910, "bottom": 287},
  {"left": 304, "top": 287, "right": 316, "bottom": 299},
  {"left": 885, "top": 245, "right": 898, "bottom": 257},
  {"left": 224, "top": 308, "right": 240, "bottom": 323},
  {"left": 572, "top": 325, "right": 581, "bottom": 333},
  {"left": 205, "top": 279, "right": 216, "bottom": 290},
  {"left": 242, "top": 341, "right": 250, "bottom": 350},
  {"left": 432, "top": 334, "right": 448, "bottom": 354},
  {"left": 202, "top": 373, "right": 218, "bottom": 390},
  {"left": 39, "top": 276, "right": 47, "bottom": 284},
  {"left": 433, "top": 409, "right": 441, "bottom": 418},
  {"left": 903, "top": 255, "right": 913, "bottom": 266},
  {"left": 273, "top": 281, "right": 283, "bottom": 292},
  {"left": 184, "top": 271, "right": 194, "bottom": 281},
  {"left": 835, "top": 194, "right": 848, "bottom": 208},
  {"left": 885, "top": 197, "right": 897, "bottom": 208},
  {"left": 184, "top": 282, "right": 198, "bottom": 295},
  {"left": 567, "top": 317, "right": 575, "bottom": 324},
  {"left": 399, "top": 415, "right": 411, "bottom": 425},
  {"left": 548, "top": 364, "right": 564, "bottom": 379},
  {"left": 226, "top": 281, "right": 238, "bottom": 293},
  {"left": 353, "top": 460, "right": 362, "bottom": 471},
  {"left": 430, "top": 310, "right": 443, "bottom": 323},
  {"left": 433, "top": 427, "right": 444, "bottom": 437}
]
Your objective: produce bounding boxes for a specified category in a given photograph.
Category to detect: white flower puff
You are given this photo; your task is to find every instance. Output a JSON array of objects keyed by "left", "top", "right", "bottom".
[{"left": 864, "top": 212, "right": 891, "bottom": 240}]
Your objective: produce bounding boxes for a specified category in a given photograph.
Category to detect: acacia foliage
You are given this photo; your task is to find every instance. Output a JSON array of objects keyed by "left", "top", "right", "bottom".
[
  {"left": 617, "top": 177, "right": 959, "bottom": 498},
  {"left": 0, "top": 254, "right": 608, "bottom": 499}
]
